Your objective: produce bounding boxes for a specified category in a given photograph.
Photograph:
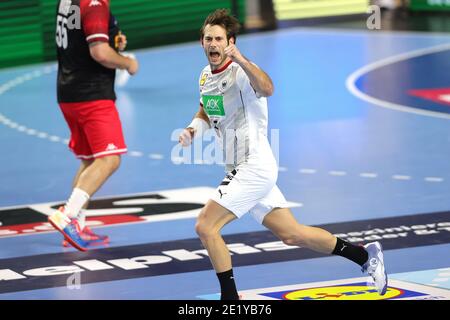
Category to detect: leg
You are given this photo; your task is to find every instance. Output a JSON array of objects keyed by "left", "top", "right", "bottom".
[
  {"left": 60, "top": 159, "right": 112, "bottom": 247},
  {"left": 72, "top": 159, "right": 93, "bottom": 213},
  {"left": 195, "top": 200, "right": 237, "bottom": 273},
  {"left": 73, "top": 159, "right": 94, "bottom": 189},
  {"left": 262, "top": 207, "right": 336, "bottom": 254},
  {"left": 64, "top": 155, "right": 120, "bottom": 219},
  {"left": 262, "top": 207, "right": 387, "bottom": 295},
  {"left": 74, "top": 155, "right": 121, "bottom": 196},
  {"left": 58, "top": 160, "right": 93, "bottom": 236},
  {"left": 195, "top": 199, "right": 239, "bottom": 300},
  {"left": 52, "top": 100, "right": 125, "bottom": 251},
  {"left": 196, "top": 164, "right": 277, "bottom": 300},
  {"left": 50, "top": 155, "right": 120, "bottom": 250},
  {"left": 69, "top": 155, "right": 120, "bottom": 229}
]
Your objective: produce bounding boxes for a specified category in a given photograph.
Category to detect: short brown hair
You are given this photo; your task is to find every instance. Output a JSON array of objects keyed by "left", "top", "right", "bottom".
[{"left": 200, "top": 9, "right": 241, "bottom": 42}]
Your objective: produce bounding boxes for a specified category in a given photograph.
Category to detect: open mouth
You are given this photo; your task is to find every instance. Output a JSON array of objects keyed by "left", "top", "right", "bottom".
[{"left": 209, "top": 51, "right": 220, "bottom": 59}]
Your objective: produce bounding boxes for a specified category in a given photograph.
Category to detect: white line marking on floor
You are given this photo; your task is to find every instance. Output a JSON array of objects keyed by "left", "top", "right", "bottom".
[
  {"left": 129, "top": 151, "right": 143, "bottom": 157},
  {"left": 360, "top": 173, "right": 378, "bottom": 178},
  {"left": 149, "top": 153, "right": 164, "bottom": 160},
  {"left": 299, "top": 168, "right": 317, "bottom": 174},
  {"left": 346, "top": 43, "right": 450, "bottom": 120},
  {"left": 392, "top": 175, "right": 411, "bottom": 180},
  {"left": 329, "top": 171, "right": 347, "bottom": 176},
  {"left": 425, "top": 177, "right": 444, "bottom": 182}
]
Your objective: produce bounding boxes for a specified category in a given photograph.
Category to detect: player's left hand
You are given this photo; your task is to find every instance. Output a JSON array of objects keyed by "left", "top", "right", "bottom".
[{"left": 224, "top": 44, "right": 245, "bottom": 64}]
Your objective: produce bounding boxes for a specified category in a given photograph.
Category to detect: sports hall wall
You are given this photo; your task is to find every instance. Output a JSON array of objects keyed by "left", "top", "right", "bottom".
[
  {"left": 2, "top": 0, "right": 447, "bottom": 70},
  {"left": 0, "top": 0, "right": 246, "bottom": 69}
]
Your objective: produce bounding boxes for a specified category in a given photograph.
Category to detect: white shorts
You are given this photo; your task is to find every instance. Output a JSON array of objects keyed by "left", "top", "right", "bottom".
[{"left": 211, "top": 162, "right": 289, "bottom": 224}]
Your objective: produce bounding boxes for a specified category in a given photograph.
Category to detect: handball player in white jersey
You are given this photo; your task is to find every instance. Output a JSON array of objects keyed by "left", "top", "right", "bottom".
[{"left": 179, "top": 9, "right": 387, "bottom": 300}]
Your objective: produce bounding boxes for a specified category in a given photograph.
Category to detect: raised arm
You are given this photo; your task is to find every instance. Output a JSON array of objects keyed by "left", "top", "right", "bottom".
[{"left": 224, "top": 43, "right": 273, "bottom": 97}]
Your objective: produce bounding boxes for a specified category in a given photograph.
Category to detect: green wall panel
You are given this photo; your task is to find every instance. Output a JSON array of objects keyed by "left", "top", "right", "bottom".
[
  {"left": 410, "top": 0, "right": 450, "bottom": 11},
  {"left": 0, "top": 0, "right": 246, "bottom": 69}
]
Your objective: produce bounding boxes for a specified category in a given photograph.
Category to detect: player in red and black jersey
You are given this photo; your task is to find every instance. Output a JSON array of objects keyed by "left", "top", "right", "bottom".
[{"left": 49, "top": 0, "right": 139, "bottom": 251}]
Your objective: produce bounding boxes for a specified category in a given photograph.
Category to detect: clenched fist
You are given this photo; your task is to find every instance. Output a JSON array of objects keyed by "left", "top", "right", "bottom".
[{"left": 179, "top": 128, "right": 195, "bottom": 146}]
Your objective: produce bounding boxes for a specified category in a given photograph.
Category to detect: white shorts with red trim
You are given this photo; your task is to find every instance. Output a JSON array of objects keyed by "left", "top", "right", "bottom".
[{"left": 59, "top": 100, "right": 127, "bottom": 159}]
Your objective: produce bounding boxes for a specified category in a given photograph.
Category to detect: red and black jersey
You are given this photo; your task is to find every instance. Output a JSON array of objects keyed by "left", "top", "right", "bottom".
[{"left": 56, "top": 0, "right": 121, "bottom": 103}]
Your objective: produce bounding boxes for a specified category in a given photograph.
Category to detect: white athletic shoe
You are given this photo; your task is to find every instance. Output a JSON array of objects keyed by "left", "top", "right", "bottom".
[{"left": 362, "top": 241, "right": 388, "bottom": 295}]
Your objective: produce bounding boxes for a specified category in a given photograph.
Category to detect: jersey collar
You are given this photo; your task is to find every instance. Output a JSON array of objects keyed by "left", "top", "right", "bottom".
[{"left": 211, "top": 59, "right": 233, "bottom": 74}]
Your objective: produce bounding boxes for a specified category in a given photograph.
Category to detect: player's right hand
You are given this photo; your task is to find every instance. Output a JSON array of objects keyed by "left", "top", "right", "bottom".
[
  {"left": 179, "top": 128, "right": 194, "bottom": 146},
  {"left": 127, "top": 57, "right": 139, "bottom": 76}
]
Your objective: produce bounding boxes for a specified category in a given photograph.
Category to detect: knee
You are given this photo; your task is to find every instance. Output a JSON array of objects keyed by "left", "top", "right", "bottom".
[
  {"left": 279, "top": 232, "right": 307, "bottom": 248},
  {"left": 195, "top": 220, "right": 214, "bottom": 240},
  {"left": 280, "top": 236, "right": 298, "bottom": 247},
  {"left": 109, "top": 155, "right": 121, "bottom": 171},
  {"left": 99, "top": 155, "right": 121, "bottom": 172},
  {"left": 195, "top": 214, "right": 219, "bottom": 240}
]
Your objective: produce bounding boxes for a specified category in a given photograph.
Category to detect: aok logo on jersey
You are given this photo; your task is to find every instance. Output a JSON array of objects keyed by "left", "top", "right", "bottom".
[
  {"left": 0, "top": 187, "right": 212, "bottom": 238},
  {"left": 202, "top": 95, "right": 225, "bottom": 117}
]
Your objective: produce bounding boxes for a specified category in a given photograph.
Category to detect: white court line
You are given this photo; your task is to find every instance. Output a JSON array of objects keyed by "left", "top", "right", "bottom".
[
  {"left": 0, "top": 67, "right": 166, "bottom": 161},
  {"left": 329, "top": 171, "right": 347, "bottom": 176},
  {"left": 129, "top": 151, "right": 143, "bottom": 157},
  {"left": 392, "top": 175, "right": 412, "bottom": 180},
  {"left": 298, "top": 169, "right": 446, "bottom": 183},
  {"left": 299, "top": 168, "right": 317, "bottom": 174},
  {"left": 149, "top": 153, "right": 164, "bottom": 160},
  {"left": 0, "top": 66, "right": 69, "bottom": 146},
  {"left": 360, "top": 173, "right": 378, "bottom": 178},
  {"left": 346, "top": 43, "right": 450, "bottom": 120},
  {"left": 425, "top": 177, "right": 444, "bottom": 182}
]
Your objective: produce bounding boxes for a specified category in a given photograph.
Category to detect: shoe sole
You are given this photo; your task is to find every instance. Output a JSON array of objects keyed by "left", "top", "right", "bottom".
[
  {"left": 374, "top": 242, "right": 388, "bottom": 295},
  {"left": 48, "top": 217, "right": 87, "bottom": 252},
  {"left": 62, "top": 238, "right": 110, "bottom": 247}
]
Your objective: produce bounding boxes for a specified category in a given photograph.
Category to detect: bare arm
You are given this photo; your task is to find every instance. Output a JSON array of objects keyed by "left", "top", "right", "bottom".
[
  {"left": 224, "top": 44, "right": 274, "bottom": 97},
  {"left": 186, "top": 105, "right": 210, "bottom": 137},
  {"left": 89, "top": 42, "right": 138, "bottom": 75},
  {"left": 191, "top": 105, "right": 210, "bottom": 125}
]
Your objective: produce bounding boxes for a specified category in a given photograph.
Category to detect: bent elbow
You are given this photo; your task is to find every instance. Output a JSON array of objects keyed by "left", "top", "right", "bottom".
[
  {"left": 90, "top": 50, "right": 107, "bottom": 64},
  {"left": 89, "top": 44, "right": 108, "bottom": 64},
  {"left": 261, "top": 84, "right": 274, "bottom": 97}
]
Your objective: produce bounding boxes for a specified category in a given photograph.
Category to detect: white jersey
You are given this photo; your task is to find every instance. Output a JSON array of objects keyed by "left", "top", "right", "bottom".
[{"left": 199, "top": 60, "right": 276, "bottom": 171}]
